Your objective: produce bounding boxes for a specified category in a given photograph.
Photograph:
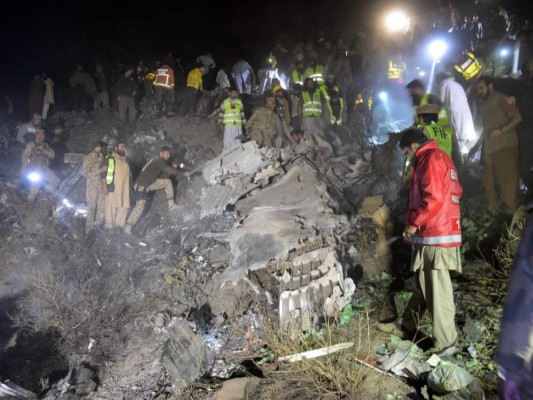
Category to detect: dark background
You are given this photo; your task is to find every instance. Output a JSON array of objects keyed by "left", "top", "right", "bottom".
[{"left": 1, "top": 0, "right": 529, "bottom": 117}]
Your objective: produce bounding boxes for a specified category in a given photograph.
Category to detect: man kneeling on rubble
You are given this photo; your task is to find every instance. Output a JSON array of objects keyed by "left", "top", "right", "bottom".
[
  {"left": 379, "top": 128, "right": 462, "bottom": 357},
  {"left": 124, "top": 146, "right": 191, "bottom": 234},
  {"left": 21, "top": 129, "right": 60, "bottom": 203}
]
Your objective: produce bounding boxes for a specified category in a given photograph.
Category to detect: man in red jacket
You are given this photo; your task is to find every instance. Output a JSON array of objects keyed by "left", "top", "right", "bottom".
[{"left": 381, "top": 128, "right": 462, "bottom": 356}]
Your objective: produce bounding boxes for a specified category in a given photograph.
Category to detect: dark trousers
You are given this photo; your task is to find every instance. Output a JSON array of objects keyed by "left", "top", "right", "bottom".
[{"left": 178, "top": 87, "right": 199, "bottom": 117}]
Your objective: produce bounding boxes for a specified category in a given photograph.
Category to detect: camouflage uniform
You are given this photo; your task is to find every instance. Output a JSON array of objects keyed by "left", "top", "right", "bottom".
[
  {"left": 246, "top": 107, "right": 283, "bottom": 148},
  {"left": 126, "top": 179, "right": 174, "bottom": 226},
  {"left": 21, "top": 141, "right": 60, "bottom": 202},
  {"left": 82, "top": 151, "right": 105, "bottom": 231}
]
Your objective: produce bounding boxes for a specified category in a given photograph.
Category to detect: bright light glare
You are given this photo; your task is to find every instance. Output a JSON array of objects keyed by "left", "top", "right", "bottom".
[
  {"left": 28, "top": 172, "right": 42, "bottom": 183},
  {"left": 385, "top": 11, "right": 409, "bottom": 33},
  {"left": 499, "top": 48, "right": 509, "bottom": 57},
  {"left": 419, "top": 70, "right": 426, "bottom": 77},
  {"left": 428, "top": 40, "right": 448, "bottom": 60},
  {"left": 379, "top": 91, "right": 388, "bottom": 101},
  {"left": 63, "top": 198, "right": 73, "bottom": 208}
]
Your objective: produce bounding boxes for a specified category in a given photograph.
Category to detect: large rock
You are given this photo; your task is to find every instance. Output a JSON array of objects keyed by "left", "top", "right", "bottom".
[{"left": 161, "top": 321, "right": 214, "bottom": 392}]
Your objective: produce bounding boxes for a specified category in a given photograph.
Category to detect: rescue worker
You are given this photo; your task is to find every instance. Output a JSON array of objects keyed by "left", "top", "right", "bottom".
[
  {"left": 388, "top": 54, "right": 407, "bottom": 84},
  {"left": 246, "top": 96, "right": 283, "bottom": 148},
  {"left": 101, "top": 140, "right": 131, "bottom": 230},
  {"left": 406, "top": 79, "right": 456, "bottom": 160},
  {"left": 301, "top": 78, "right": 331, "bottom": 153},
  {"left": 153, "top": 61, "right": 175, "bottom": 110},
  {"left": 379, "top": 128, "right": 462, "bottom": 357},
  {"left": 323, "top": 90, "right": 346, "bottom": 153},
  {"left": 469, "top": 76, "right": 521, "bottom": 214},
  {"left": 42, "top": 74, "right": 54, "bottom": 120},
  {"left": 28, "top": 74, "right": 45, "bottom": 119},
  {"left": 196, "top": 53, "right": 216, "bottom": 74},
  {"left": 232, "top": 60, "right": 255, "bottom": 94},
  {"left": 453, "top": 51, "right": 482, "bottom": 81},
  {"left": 83, "top": 141, "right": 107, "bottom": 232},
  {"left": 436, "top": 72, "right": 476, "bottom": 155},
  {"left": 179, "top": 64, "right": 204, "bottom": 117},
  {"left": 218, "top": 87, "right": 246, "bottom": 146},
  {"left": 273, "top": 85, "right": 292, "bottom": 146},
  {"left": 304, "top": 57, "right": 325, "bottom": 86},
  {"left": 116, "top": 66, "right": 136, "bottom": 124},
  {"left": 290, "top": 84, "right": 303, "bottom": 131},
  {"left": 416, "top": 104, "right": 452, "bottom": 157},
  {"left": 69, "top": 65, "right": 96, "bottom": 113},
  {"left": 290, "top": 61, "right": 306, "bottom": 88},
  {"left": 320, "top": 73, "right": 340, "bottom": 101},
  {"left": 124, "top": 146, "right": 191, "bottom": 235},
  {"left": 21, "top": 129, "right": 60, "bottom": 203}
]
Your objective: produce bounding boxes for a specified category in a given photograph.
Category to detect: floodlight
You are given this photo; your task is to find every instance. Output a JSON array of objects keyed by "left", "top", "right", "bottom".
[
  {"left": 428, "top": 40, "right": 447, "bottom": 60},
  {"left": 379, "top": 91, "right": 388, "bottom": 101},
  {"left": 385, "top": 11, "right": 409, "bottom": 33},
  {"left": 27, "top": 172, "right": 42, "bottom": 183}
]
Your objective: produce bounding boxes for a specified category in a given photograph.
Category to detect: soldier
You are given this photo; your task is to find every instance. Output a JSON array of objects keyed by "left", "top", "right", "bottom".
[
  {"left": 21, "top": 129, "right": 60, "bottom": 203},
  {"left": 101, "top": 140, "right": 131, "bottom": 230},
  {"left": 246, "top": 96, "right": 283, "bottom": 148},
  {"left": 83, "top": 140, "right": 107, "bottom": 232},
  {"left": 124, "top": 146, "right": 191, "bottom": 235}
]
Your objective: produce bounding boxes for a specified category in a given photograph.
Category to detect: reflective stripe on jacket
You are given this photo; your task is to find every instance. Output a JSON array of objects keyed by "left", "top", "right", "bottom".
[
  {"left": 105, "top": 157, "right": 115, "bottom": 184},
  {"left": 326, "top": 98, "right": 345, "bottom": 125},
  {"left": 305, "top": 65, "right": 324, "bottom": 85},
  {"left": 223, "top": 99, "right": 244, "bottom": 127},
  {"left": 302, "top": 91, "right": 322, "bottom": 116},
  {"left": 154, "top": 65, "right": 175, "bottom": 89},
  {"left": 454, "top": 52, "right": 482, "bottom": 81},
  {"left": 291, "top": 70, "right": 304, "bottom": 86},
  {"left": 406, "top": 140, "right": 462, "bottom": 247}
]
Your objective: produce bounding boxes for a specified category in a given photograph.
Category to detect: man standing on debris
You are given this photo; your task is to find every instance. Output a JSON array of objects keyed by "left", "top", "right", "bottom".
[
  {"left": 301, "top": 78, "right": 331, "bottom": 153},
  {"left": 21, "top": 129, "right": 60, "bottom": 203},
  {"left": 469, "top": 76, "right": 521, "bottom": 214},
  {"left": 153, "top": 60, "right": 175, "bottom": 111},
  {"left": 101, "top": 140, "right": 131, "bottom": 230},
  {"left": 496, "top": 205, "right": 533, "bottom": 399},
  {"left": 124, "top": 146, "right": 191, "bottom": 234},
  {"left": 16, "top": 113, "right": 42, "bottom": 144},
  {"left": 179, "top": 64, "right": 204, "bottom": 117},
  {"left": 246, "top": 96, "right": 283, "bottom": 148},
  {"left": 218, "top": 87, "right": 246, "bottom": 146},
  {"left": 83, "top": 141, "right": 107, "bottom": 232},
  {"left": 381, "top": 128, "right": 462, "bottom": 357},
  {"left": 117, "top": 66, "right": 137, "bottom": 125}
]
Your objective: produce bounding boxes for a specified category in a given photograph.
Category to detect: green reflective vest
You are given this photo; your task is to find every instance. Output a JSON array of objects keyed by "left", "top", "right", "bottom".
[
  {"left": 291, "top": 69, "right": 305, "bottom": 86},
  {"left": 454, "top": 52, "right": 482, "bottom": 81},
  {"left": 417, "top": 93, "right": 452, "bottom": 135},
  {"left": 320, "top": 84, "right": 339, "bottom": 101},
  {"left": 326, "top": 98, "right": 345, "bottom": 125},
  {"left": 223, "top": 98, "right": 244, "bottom": 127},
  {"left": 105, "top": 157, "right": 115, "bottom": 184},
  {"left": 305, "top": 65, "right": 324, "bottom": 85},
  {"left": 421, "top": 123, "right": 452, "bottom": 156},
  {"left": 302, "top": 91, "right": 322, "bottom": 117}
]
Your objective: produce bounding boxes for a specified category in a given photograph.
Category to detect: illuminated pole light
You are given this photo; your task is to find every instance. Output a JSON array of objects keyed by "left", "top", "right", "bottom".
[
  {"left": 385, "top": 11, "right": 409, "bottom": 33},
  {"left": 379, "top": 91, "right": 388, "bottom": 101},
  {"left": 428, "top": 40, "right": 448, "bottom": 61}
]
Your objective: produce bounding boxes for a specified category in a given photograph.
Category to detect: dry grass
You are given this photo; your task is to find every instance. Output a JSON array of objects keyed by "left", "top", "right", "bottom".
[{"left": 259, "top": 311, "right": 372, "bottom": 399}]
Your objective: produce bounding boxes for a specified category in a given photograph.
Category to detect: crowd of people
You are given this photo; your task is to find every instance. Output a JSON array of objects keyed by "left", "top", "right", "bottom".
[{"left": 3, "top": 1, "right": 533, "bottom": 397}]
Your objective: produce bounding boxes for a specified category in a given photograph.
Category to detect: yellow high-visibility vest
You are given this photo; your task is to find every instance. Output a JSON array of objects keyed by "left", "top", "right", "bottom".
[
  {"left": 388, "top": 60, "right": 405, "bottom": 81},
  {"left": 417, "top": 94, "right": 452, "bottom": 135},
  {"left": 291, "top": 69, "right": 304, "bottom": 86},
  {"left": 421, "top": 123, "right": 452, "bottom": 156},
  {"left": 326, "top": 98, "right": 345, "bottom": 125},
  {"left": 222, "top": 99, "right": 244, "bottom": 127},
  {"left": 302, "top": 91, "right": 322, "bottom": 116},
  {"left": 105, "top": 157, "right": 115, "bottom": 184},
  {"left": 305, "top": 65, "right": 324, "bottom": 85},
  {"left": 454, "top": 52, "right": 482, "bottom": 81}
]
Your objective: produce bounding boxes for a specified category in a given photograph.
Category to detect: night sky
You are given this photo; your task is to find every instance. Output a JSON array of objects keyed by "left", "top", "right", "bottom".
[{"left": 1, "top": 0, "right": 530, "bottom": 114}]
